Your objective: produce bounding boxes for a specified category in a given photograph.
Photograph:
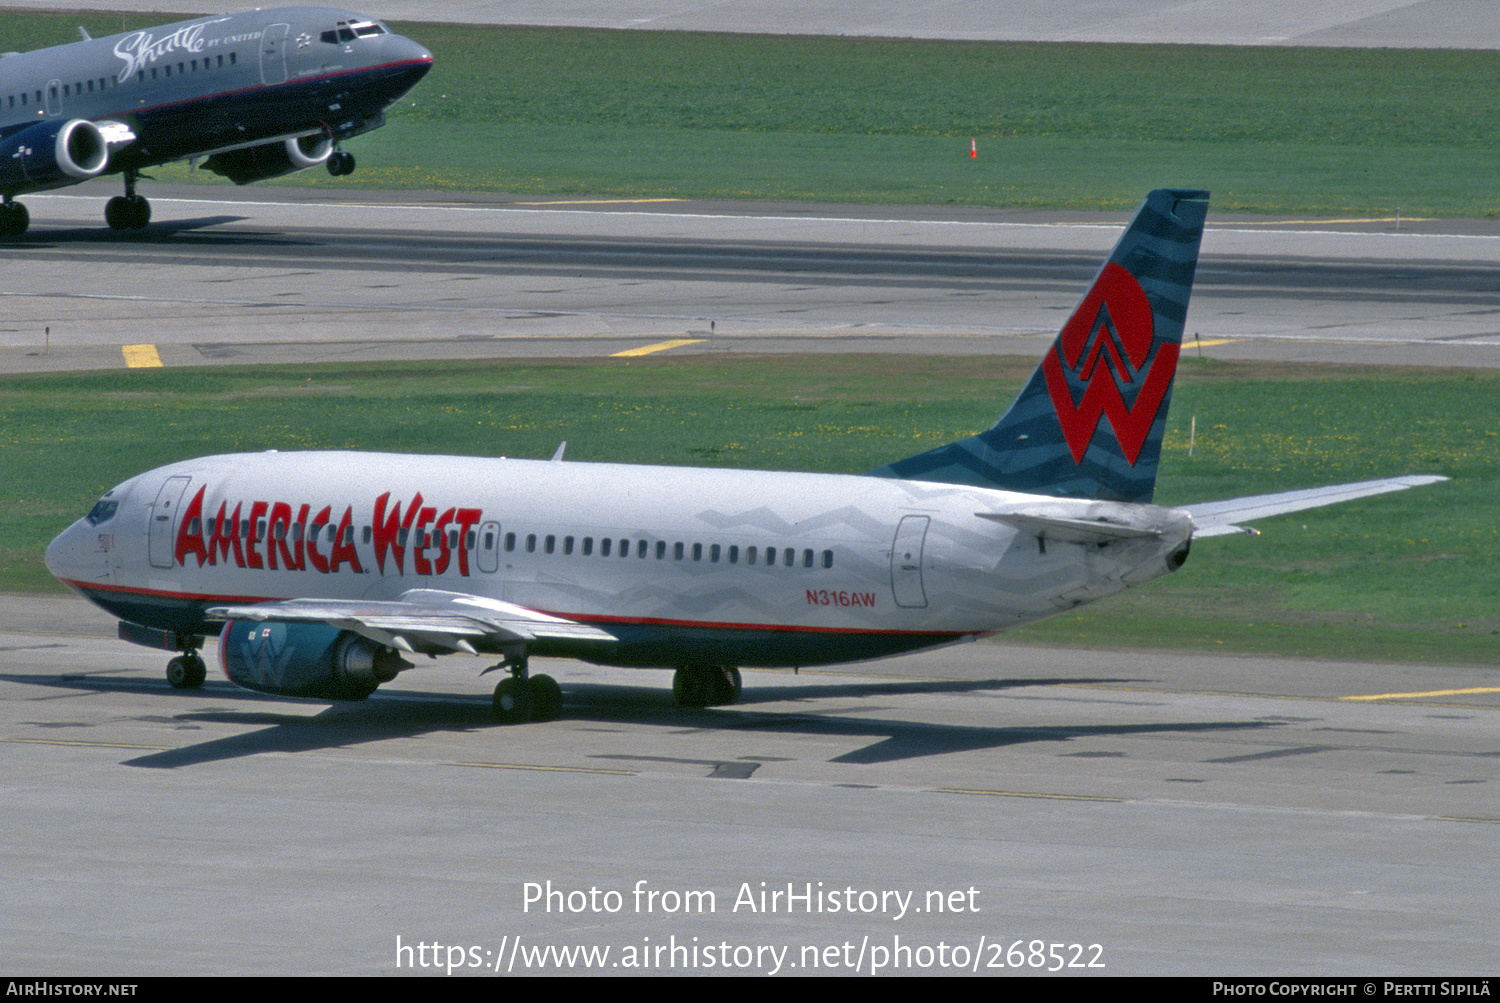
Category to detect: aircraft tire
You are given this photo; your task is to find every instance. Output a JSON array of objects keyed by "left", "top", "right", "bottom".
[
  {"left": 106, "top": 195, "right": 150, "bottom": 231},
  {"left": 529, "top": 674, "right": 562, "bottom": 721},
  {"left": 710, "top": 666, "right": 742, "bottom": 705},
  {"left": 672, "top": 666, "right": 712, "bottom": 709},
  {"left": 167, "top": 654, "right": 206, "bottom": 689},
  {"left": 0, "top": 202, "right": 29, "bottom": 237},
  {"left": 493, "top": 677, "right": 534, "bottom": 724}
]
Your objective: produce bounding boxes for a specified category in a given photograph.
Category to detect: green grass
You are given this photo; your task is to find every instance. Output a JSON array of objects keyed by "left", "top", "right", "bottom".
[
  {"left": 7, "top": 10, "right": 1500, "bottom": 214},
  {"left": 3, "top": 355, "right": 1496, "bottom": 665}
]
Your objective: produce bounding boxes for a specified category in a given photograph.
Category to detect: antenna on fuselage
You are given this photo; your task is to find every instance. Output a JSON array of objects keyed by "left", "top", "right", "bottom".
[
  {"left": 551, "top": 441, "right": 567, "bottom": 462},
  {"left": 78, "top": 27, "right": 92, "bottom": 41}
]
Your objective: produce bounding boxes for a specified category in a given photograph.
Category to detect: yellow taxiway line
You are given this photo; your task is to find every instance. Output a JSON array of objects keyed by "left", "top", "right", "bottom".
[{"left": 611, "top": 338, "right": 704, "bottom": 357}]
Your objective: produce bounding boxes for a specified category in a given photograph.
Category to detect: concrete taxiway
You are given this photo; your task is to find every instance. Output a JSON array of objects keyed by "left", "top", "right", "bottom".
[
  {"left": 5, "top": 183, "right": 1500, "bottom": 373},
  {"left": 3, "top": 594, "right": 1497, "bottom": 975}
]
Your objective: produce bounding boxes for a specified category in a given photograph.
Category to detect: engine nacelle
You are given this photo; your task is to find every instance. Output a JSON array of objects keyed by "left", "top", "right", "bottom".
[
  {"left": 219, "top": 620, "right": 410, "bottom": 700},
  {"left": 201, "top": 134, "right": 334, "bottom": 185},
  {"left": 0, "top": 118, "right": 109, "bottom": 193}
]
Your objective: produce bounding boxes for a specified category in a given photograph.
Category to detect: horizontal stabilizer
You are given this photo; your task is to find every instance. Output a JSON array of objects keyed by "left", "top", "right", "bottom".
[{"left": 1187, "top": 475, "right": 1448, "bottom": 537}]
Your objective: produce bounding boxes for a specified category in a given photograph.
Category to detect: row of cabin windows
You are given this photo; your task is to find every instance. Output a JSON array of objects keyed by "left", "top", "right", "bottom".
[
  {"left": 5, "top": 53, "right": 238, "bottom": 110},
  {"left": 187, "top": 515, "right": 836, "bottom": 570},
  {"left": 502, "top": 531, "right": 834, "bottom": 570}
]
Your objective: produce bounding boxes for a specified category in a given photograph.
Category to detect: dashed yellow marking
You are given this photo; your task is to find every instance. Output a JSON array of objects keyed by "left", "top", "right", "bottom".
[
  {"left": 1184, "top": 337, "right": 1240, "bottom": 347},
  {"left": 938, "top": 788, "right": 1125, "bottom": 803},
  {"left": 452, "top": 761, "right": 635, "bottom": 775},
  {"left": 6, "top": 737, "right": 169, "bottom": 751},
  {"left": 1214, "top": 217, "right": 1432, "bottom": 226},
  {"left": 1340, "top": 686, "right": 1500, "bottom": 702},
  {"left": 122, "top": 343, "right": 163, "bottom": 368},
  {"left": 512, "top": 198, "right": 684, "bottom": 206},
  {"left": 611, "top": 338, "right": 704, "bottom": 357}
]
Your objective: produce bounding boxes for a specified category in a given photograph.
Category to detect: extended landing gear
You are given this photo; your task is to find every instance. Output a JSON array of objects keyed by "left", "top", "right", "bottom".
[
  {"left": 487, "top": 655, "right": 563, "bottom": 724},
  {"left": 105, "top": 171, "right": 151, "bottom": 231},
  {"left": 0, "top": 198, "right": 29, "bottom": 238},
  {"left": 672, "top": 665, "right": 742, "bottom": 709},
  {"left": 326, "top": 150, "right": 356, "bottom": 176},
  {"left": 166, "top": 650, "right": 207, "bottom": 690}
]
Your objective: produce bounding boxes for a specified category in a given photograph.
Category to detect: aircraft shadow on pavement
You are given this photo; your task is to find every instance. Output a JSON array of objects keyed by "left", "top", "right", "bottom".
[
  {"left": 5, "top": 217, "right": 307, "bottom": 245},
  {"left": 5, "top": 670, "right": 1278, "bottom": 769}
]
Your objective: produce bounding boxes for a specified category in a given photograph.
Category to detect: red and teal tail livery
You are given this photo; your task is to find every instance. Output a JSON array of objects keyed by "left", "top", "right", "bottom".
[{"left": 870, "top": 188, "right": 1209, "bottom": 503}]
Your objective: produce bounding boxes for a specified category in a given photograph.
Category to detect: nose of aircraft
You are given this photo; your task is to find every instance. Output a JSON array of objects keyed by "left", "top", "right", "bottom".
[
  {"left": 44, "top": 518, "right": 95, "bottom": 589},
  {"left": 392, "top": 32, "right": 434, "bottom": 72}
]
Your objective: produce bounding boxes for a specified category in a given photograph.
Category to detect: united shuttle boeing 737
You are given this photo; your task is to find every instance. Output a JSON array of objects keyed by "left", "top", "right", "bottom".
[
  {"left": 0, "top": 6, "right": 432, "bottom": 234},
  {"left": 45, "top": 190, "right": 1445, "bottom": 722}
]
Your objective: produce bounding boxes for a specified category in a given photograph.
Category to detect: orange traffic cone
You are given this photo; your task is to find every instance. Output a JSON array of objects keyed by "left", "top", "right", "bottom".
[{"left": 970, "top": 137, "right": 977, "bottom": 159}]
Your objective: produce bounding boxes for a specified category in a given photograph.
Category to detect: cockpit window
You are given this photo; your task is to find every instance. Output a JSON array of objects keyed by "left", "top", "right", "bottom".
[
  {"left": 321, "top": 21, "right": 385, "bottom": 44},
  {"left": 85, "top": 498, "right": 118, "bottom": 525}
]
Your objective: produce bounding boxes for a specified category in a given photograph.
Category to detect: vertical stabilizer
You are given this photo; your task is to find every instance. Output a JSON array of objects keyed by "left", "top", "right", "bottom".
[{"left": 869, "top": 188, "right": 1208, "bottom": 503}]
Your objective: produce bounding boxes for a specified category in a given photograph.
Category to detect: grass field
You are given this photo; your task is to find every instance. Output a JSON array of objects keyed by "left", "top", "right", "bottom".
[
  {"left": 4, "top": 356, "right": 1495, "bottom": 665},
  {"left": 5, "top": 10, "right": 1500, "bottom": 214}
]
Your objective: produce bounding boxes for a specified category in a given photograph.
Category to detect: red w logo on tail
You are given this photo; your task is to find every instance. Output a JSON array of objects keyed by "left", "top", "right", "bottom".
[{"left": 1042, "top": 262, "right": 1178, "bottom": 465}]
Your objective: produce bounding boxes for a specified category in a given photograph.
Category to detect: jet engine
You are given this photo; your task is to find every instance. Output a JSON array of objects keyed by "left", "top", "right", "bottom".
[
  {"left": 201, "top": 134, "right": 334, "bottom": 185},
  {"left": 0, "top": 118, "right": 109, "bottom": 193},
  {"left": 219, "top": 620, "right": 410, "bottom": 700}
]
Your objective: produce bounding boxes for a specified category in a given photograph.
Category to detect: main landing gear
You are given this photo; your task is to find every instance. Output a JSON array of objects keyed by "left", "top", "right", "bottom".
[
  {"left": 166, "top": 648, "right": 207, "bottom": 689},
  {"left": 105, "top": 170, "right": 151, "bottom": 231},
  {"left": 672, "top": 665, "right": 742, "bottom": 709},
  {"left": 486, "top": 654, "right": 562, "bottom": 724},
  {"left": 0, "top": 198, "right": 29, "bottom": 238}
]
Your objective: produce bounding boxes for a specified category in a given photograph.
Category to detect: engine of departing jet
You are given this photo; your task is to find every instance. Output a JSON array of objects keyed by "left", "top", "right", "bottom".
[
  {"left": 218, "top": 620, "right": 410, "bottom": 700},
  {"left": 201, "top": 135, "right": 337, "bottom": 185},
  {"left": 0, "top": 119, "right": 108, "bottom": 191}
]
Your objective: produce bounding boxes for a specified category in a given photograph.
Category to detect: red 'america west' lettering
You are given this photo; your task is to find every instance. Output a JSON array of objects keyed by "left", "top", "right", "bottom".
[{"left": 173, "top": 486, "right": 483, "bottom": 577}]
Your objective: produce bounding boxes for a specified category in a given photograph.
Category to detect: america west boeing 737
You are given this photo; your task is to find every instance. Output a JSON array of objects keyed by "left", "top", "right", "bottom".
[
  {"left": 45, "top": 190, "right": 1445, "bottom": 722},
  {"left": 0, "top": 6, "right": 432, "bottom": 235}
]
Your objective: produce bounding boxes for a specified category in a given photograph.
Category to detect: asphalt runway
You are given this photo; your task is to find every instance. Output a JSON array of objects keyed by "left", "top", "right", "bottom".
[
  {"left": 6, "top": 182, "right": 1500, "bottom": 373},
  {"left": 3, "top": 594, "right": 1497, "bottom": 975}
]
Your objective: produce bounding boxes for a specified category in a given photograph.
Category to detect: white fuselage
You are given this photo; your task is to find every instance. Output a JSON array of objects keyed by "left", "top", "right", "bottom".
[{"left": 46, "top": 451, "right": 1193, "bottom": 669}]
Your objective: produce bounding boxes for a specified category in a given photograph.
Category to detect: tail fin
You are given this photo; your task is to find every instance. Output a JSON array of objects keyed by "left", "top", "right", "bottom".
[{"left": 869, "top": 188, "right": 1208, "bottom": 503}]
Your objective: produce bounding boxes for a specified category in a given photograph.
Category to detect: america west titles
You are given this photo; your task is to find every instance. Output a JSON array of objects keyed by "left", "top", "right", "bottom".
[{"left": 172, "top": 487, "right": 484, "bottom": 577}]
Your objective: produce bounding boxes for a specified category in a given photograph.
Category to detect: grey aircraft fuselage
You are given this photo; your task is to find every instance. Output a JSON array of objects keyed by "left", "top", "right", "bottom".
[{"left": 0, "top": 6, "right": 432, "bottom": 232}]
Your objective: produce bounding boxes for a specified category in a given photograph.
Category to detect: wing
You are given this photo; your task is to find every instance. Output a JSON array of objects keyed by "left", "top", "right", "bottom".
[
  {"left": 205, "top": 588, "right": 617, "bottom": 657},
  {"left": 1185, "top": 475, "right": 1448, "bottom": 538}
]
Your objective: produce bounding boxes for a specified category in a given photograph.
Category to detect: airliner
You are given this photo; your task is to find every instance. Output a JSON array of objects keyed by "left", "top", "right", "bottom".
[
  {"left": 44, "top": 190, "right": 1445, "bottom": 722},
  {"left": 0, "top": 6, "right": 432, "bottom": 235}
]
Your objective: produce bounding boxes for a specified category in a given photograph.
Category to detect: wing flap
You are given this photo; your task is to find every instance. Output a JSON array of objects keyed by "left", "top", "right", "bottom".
[{"left": 206, "top": 588, "right": 617, "bottom": 654}]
